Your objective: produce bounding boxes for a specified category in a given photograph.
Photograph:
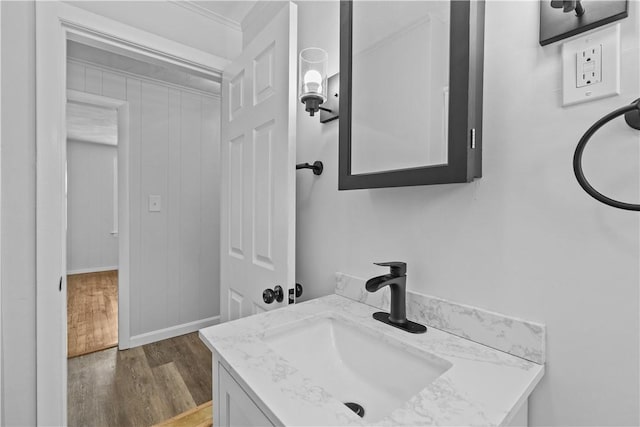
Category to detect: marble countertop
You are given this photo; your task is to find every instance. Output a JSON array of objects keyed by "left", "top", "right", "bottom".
[{"left": 199, "top": 294, "right": 544, "bottom": 426}]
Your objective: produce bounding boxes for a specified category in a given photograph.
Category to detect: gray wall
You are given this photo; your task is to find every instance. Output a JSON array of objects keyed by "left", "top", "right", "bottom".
[
  {"left": 294, "top": 1, "right": 640, "bottom": 426},
  {"left": 67, "top": 140, "right": 119, "bottom": 273},
  {"left": 1, "top": 2, "right": 37, "bottom": 425},
  {"left": 68, "top": 61, "right": 221, "bottom": 338}
]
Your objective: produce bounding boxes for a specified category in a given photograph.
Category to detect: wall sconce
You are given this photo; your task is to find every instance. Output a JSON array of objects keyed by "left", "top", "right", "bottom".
[
  {"left": 299, "top": 47, "right": 328, "bottom": 116},
  {"left": 298, "top": 48, "right": 339, "bottom": 123}
]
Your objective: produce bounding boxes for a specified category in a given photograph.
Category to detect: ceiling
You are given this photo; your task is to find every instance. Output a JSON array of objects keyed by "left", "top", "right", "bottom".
[{"left": 189, "top": 1, "right": 258, "bottom": 25}]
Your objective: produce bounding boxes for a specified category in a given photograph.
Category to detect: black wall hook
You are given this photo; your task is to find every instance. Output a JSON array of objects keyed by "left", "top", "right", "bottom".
[{"left": 296, "top": 161, "right": 323, "bottom": 175}]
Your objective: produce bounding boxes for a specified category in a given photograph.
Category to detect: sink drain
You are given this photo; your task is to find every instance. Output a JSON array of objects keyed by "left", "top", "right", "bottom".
[{"left": 344, "top": 402, "right": 365, "bottom": 418}]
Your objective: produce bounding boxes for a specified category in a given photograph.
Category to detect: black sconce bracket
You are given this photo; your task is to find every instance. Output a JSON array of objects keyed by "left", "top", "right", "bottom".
[
  {"left": 296, "top": 161, "right": 324, "bottom": 175},
  {"left": 320, "top": 74, "right": 339, "bottom": 123},
  {"left": 540, "top": 0, "right": 628, "bottom": 46}
]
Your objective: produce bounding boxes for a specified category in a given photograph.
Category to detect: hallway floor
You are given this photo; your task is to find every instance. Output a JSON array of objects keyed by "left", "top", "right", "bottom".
[
  {"left": 68, "top": 332, "right": 212, "bottom": 427},
  {"left": 67, "top": 270, "right": 118, "bottom": 358}
]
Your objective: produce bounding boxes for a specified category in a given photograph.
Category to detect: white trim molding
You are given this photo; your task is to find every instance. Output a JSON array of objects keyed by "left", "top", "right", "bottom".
[
  {"left": 59, "top": 2, "right": 229, "bottom": 79},
  {"left": 129, "top": 316, "right": 220, "bottom": 348},
  {"left": 67, "top": 266, "right": 119, "bottom": 276},
  {"left": 0, "top": 1, "right": 3, "bottom": 423},
  {"left": 169, "top": 1, "right": 242, "bottom": 32}
]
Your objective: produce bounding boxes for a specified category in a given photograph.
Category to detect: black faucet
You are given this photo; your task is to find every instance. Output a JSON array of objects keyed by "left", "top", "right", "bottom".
[{"left": 365, "top": 262, "right": 426, "bottom": 334}]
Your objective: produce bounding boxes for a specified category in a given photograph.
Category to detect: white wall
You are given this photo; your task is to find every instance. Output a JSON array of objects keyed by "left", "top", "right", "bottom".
[
  {"left": 66, "top": 1, "right": 242, "bottom": 60},
  {"left": 242, "top": 1, "right": 288, "bottom": 48},
  {"left": 0, "top": 2, "right": 37, "bottom": 425},
  {"left": 295, "top": 1, "right": 640, "bottom": 426},
  {"left": 67, "top": 140, "right": 119, "bottom": 274},
  {"left": 67, "top": 61, "right": 221, "bottom": 338}
]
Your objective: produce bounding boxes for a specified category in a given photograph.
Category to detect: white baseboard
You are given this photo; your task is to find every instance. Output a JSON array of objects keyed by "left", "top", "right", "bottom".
[
  {"left": 128, "top": 315, "right": 220, "bottom": 348},
  {"left": 67, "top": 265, "right": 118, "bottom": 275}
]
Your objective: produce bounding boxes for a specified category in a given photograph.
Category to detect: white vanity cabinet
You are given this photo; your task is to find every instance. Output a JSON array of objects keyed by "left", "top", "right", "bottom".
[
  {"left": 507, "top": 401, "right": 529, "bottom": 427},
  {"left": 200, "top": 294, "right": 544, "bottom": 427},
  {"left": 213, "top": 351, "right": 530, "bottom": 427},
  {"left": 214, "top": 355, "right": 278, "bottom": 427}
]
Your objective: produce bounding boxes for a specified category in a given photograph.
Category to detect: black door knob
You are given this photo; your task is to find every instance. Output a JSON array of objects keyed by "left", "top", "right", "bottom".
[
  {"left": 263, "top": 285, "right": 283, "bottom": 304},
  {"left": 288, "top": 283, "right": 303, "bottom": 303}
]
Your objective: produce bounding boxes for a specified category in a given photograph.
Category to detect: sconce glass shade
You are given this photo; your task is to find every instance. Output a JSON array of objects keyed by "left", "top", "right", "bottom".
[{"left": 299, "top": 47, "right": 328, "bottom": 116}]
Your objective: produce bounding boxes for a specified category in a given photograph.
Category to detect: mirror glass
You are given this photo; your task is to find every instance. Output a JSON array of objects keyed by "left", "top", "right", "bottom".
[{"left": 350, "top": 1, "right": 451, "bottom": 175}]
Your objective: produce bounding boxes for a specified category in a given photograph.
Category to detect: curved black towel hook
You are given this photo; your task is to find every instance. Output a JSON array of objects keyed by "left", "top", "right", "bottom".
[
  {"left": 296, "top": 161, "right": 323, "bottom": 175},
  {"left": 573, "top": 98, "right": 640, "bottom": 211}
]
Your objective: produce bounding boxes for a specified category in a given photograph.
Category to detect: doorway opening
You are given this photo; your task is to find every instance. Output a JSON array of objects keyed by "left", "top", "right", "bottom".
[
  {"left": 36, "top": 3, "right": 226, "bottom": 424},
  {"left": 63, "top": 35, "right": 222, "bottom": 424},
  {"left": 66, "top": 98, "right": 121, "bottom": 358}
]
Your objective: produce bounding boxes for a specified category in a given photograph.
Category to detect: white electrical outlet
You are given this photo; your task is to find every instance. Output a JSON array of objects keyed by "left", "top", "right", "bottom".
[
  {"left": 561, "top": 24, "right": 620, "bottom": 106},
  {"left": 576, "top": 44, "right": 602, "bottom": 88}
]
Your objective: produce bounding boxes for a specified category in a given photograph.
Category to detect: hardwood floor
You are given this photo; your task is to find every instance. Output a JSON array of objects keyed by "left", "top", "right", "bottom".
[
  {"left": 153, "top": 401, "right": 212, "bottom": 427},
  {"left": 68, "top": 332, "right": 212, "bottom": 427},
  {"left": 67, "top": 270, "right": 118, "bottom": 358}
]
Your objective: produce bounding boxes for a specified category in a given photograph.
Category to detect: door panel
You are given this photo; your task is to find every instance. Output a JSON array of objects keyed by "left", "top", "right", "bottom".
[
  {"left": 228, "top": 135, "right": 245, "bottom": 259},
  {"left": 252, "top": 119, "right": 275, "bottom": 269},
  {"left": 220, "top": 3, "right": 297, "bottom": 322}
]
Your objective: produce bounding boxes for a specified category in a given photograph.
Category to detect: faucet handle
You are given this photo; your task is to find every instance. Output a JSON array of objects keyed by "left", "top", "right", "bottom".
[{"left": 374, "top": 262, "right": 406, "bottom": 277}]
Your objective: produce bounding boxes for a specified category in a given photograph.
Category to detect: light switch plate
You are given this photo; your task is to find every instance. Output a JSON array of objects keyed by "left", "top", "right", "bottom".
[
  {"left": 562, "top": 24, "right": 620, "bottom": 106},
  {"left": 148, "top": 195, "right": 161, "bottom": 212}
]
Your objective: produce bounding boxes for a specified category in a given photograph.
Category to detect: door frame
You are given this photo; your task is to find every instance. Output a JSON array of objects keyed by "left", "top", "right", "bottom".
[
  {"left": 0, "top": 2, "right": 3, "bottom": 423},
  {"left": 66, "top": 89, "right": 131, "bottom": 350},
  {"left": 35, "top": 2, "right": 229, "bottom": 425}
]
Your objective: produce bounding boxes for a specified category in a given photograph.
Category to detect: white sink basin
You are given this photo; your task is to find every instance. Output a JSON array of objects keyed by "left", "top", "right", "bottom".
[{"left": 263, "top": 313, "right": 452, "bottom": 422}]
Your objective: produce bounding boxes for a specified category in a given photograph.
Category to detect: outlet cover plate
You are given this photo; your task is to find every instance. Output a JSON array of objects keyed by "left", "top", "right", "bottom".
[
  {"left": 576, "top": 44, "right": 602, "bottom": 87},
  {"left": 561, "top": 24, "right": 620, "bottom": 106}
]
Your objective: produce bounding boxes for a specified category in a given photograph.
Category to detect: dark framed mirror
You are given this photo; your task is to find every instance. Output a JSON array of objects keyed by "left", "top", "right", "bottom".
[{"left": 338, "top": 0, "right": 485, "bottom": 190}]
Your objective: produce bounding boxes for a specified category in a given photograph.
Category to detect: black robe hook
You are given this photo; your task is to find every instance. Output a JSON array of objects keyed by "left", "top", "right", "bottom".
[{"left": 296, "top": 161, "right": 323, "bottom": 175}]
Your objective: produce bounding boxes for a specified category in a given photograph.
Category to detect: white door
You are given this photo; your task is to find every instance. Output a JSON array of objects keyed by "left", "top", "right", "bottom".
[{"left": 220, "top": 2, "right": 298, "bottom": 322}]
